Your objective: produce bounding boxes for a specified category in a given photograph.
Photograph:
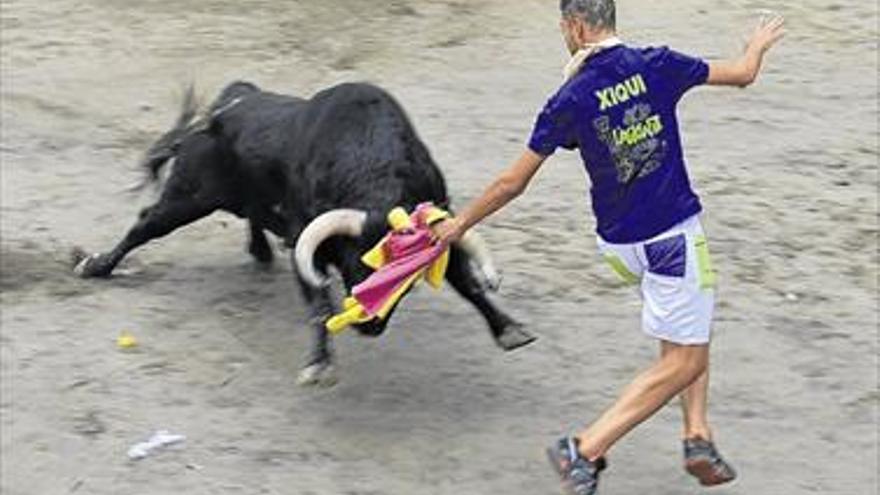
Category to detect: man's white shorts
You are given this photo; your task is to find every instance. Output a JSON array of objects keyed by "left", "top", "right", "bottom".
[{"left": 596, "top": 215, "right": 716, "bottom": 345}]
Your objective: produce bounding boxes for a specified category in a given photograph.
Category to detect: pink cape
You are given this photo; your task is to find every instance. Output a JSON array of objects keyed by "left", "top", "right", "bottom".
[{"left": 352, "top": 206, "right": 447, "bottom": 317}]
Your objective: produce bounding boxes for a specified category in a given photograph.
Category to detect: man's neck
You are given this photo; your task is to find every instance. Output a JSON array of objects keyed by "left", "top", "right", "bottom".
[{"left": 580, "top": 30, "right": 618, "bottom": 46}]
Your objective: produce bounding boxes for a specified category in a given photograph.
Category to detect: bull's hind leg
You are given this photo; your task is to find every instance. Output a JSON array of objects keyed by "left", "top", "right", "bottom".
[
  {"left": 445, "top": 246, "right": 537, "bottom": 351},
  {"left": 76, "top": 132, "right": 228, "bottom": 278},
  {"left": 74, "top": 198, "right": 217, "bottom": 278}
]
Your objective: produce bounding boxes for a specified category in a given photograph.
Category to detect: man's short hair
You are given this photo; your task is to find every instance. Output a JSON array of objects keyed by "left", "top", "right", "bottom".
[{"left": 559, "top": 0, "right": 616, "bottom": 31}]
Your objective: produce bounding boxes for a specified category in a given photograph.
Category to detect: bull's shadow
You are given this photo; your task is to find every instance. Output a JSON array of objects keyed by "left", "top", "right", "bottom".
[{"left": 73, "top": 81, "right": 536, "bottom": 385}]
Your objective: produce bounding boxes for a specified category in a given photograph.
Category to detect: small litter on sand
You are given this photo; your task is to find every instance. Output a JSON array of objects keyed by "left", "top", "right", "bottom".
[
  {"left": 117, "top": 331, "right": 138, "bottom": 349},
  {"left": 127, "top": 430, "right": 186, "bottom": 460}
]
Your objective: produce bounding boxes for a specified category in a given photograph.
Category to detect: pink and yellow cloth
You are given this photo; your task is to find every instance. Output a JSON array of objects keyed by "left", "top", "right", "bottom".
[{"left": 326, "top": 203, "right": 451, "bottom": 334}]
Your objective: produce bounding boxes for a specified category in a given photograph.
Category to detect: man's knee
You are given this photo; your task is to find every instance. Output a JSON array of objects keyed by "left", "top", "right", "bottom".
[{"left": 664, "top": 343, "right": 709, "bottom": 384}]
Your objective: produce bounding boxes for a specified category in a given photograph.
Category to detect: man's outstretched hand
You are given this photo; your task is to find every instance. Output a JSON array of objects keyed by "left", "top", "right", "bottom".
[
  {"left": 748, "top": 14, "right": 785, "bottom": 54},
  {"left": 708, "top": 13, "right": 785, "bottom": 87}
]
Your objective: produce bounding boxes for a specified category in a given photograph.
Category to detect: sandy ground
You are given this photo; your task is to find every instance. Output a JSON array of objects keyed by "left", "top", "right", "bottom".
[{"left": 1, "top": 0, "right": 878, "bottom": 494}]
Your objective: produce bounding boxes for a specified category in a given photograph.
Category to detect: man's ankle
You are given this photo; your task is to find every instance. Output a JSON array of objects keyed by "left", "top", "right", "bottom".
[
  {"left": 683, "top": 429, "right": 713, "bottom": 442},
  {"left": 575, "top": 434, "right": 605, "bottom": 462}
]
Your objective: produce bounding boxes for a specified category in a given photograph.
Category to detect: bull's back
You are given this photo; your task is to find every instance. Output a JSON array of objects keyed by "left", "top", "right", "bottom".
[
  {"left": 294, "top": 83, "right": 447, "bottom": 213},
  {"left": 214, "top": 91, "right": 305, "bottom": 159},
  {"left": 210, "top": 87, "right": 307, "bottom": 206}
]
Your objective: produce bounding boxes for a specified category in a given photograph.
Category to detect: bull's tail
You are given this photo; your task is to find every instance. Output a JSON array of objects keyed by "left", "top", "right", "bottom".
[{"left": 130, "top": 85, "right": 206, "bottom": 190}]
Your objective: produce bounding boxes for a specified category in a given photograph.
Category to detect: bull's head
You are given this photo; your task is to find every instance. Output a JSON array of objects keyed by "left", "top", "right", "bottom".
[{"left": 293, "top": 208, "right": 501, "bottom": 334}]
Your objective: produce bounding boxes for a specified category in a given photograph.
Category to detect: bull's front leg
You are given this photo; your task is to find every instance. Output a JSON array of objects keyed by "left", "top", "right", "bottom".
[
  {"left": 292, "top": 258, "right": 338, "bottom": 387},
  {"left": 445, "top": 246, "right": 537, "bottom": 351},
  {"left": 245, "top": 206, "right": 289, "bottom": 265},
  {"left": 246, "top": 218, "right": 274, "bottom": 265}
]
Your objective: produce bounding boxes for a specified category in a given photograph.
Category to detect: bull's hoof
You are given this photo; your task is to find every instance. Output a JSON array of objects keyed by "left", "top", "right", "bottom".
[
  {"left": 71, "top": 248, "right": 109, "bottom": 278},
  {"left": 296, "top": 361, "right": 338, "bottom": 388},
  {"left": 482, "top": 270, "right": 503, "bottom": 292},
  {"left": 495, "top": 323, "right": 537, "bottom": 352}
]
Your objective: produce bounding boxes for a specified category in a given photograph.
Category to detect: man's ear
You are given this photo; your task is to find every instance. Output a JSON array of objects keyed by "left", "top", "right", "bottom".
[{"left": 573, "top": 19, "right": 588, "bottom": 46}]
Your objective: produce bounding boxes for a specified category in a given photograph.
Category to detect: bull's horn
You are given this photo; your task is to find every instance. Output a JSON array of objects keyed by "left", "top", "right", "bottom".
[
  {"left": 457, "top": 230, "right": 501, "bottom": 291},
  {"left": 294, "top": 209, "right": 368, "bottom": 288}
]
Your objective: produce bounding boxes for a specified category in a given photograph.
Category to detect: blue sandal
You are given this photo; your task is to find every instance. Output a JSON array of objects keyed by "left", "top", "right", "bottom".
[
  {"left": 546, "top": 436, "right": 607, "bottom": 495},
  {"left": 683, "top": 437, "right": 737, "bottom": 486}
]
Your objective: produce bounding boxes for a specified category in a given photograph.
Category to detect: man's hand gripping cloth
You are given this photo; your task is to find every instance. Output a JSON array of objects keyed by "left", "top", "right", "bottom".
[{"left": 326, "top": 203, "right": 451, "bottom": 334}]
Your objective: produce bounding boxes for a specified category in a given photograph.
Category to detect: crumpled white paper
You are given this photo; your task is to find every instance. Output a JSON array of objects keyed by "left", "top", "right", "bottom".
[{"left": 127, "top": 430, "right": 186, "bottom": 460}]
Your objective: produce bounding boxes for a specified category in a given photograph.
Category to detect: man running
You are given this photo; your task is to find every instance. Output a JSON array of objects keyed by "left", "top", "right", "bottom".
[{"left": 432, "top": 1, "right": 785, "bottom": 493}]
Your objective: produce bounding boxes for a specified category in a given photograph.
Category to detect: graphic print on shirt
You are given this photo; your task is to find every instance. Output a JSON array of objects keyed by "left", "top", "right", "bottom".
[{"left": 592, "top": 74, "right": 668, "bottom": 184}]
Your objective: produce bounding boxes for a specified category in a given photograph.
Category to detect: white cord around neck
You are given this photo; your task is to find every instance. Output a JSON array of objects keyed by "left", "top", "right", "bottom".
[{"left": 562, "top": 36, "right": 623, "bottom": 82}]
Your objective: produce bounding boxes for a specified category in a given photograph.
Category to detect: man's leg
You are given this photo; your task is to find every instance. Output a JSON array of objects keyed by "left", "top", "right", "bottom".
[
  {"left": 664, "top": 343, "right": 713, "bottom": 440},
  {"left": 670, "top": 347, "right": 738, "bottom": 486},
  {"left": 575, "top": 342, "right": 708, "bottom": 461},
  {"left": 681, "top": 370, "right": 714, "bottom": 438}
]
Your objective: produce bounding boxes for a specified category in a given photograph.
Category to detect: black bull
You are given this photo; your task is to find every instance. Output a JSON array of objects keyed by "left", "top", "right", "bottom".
[{"left": 74, "top": 81, "right": 535, "bottom": 385}]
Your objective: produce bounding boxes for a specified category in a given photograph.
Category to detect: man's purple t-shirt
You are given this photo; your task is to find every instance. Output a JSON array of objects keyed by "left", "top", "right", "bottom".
[{"left": 528, "top": 45, "right": 709, "bottom": 244}]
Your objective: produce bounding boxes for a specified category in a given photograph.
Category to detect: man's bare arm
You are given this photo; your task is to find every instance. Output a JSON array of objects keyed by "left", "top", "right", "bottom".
[
  {"left": 707, "top": 15, "right": 785, "bottom": 87},
  {"left": 433, "top": 149, "right": 547, "bottom": 244}
]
